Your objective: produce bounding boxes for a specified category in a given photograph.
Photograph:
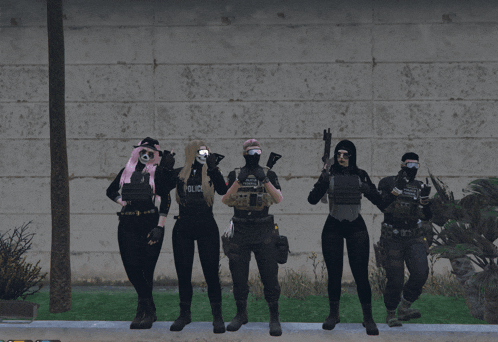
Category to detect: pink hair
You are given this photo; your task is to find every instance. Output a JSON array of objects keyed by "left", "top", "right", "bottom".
[{"left": 119, "top": 142, "right": 161, "bottom": 200}]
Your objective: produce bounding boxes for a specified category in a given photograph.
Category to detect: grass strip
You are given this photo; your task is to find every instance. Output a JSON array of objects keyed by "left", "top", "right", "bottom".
[{"left": 26, "top": 291, "right": 486, "bottom": 324}]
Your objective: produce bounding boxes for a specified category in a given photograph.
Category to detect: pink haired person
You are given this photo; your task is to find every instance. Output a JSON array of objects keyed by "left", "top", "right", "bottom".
[{"left": 106, "top": 137, "right": 174, "bottom": 330}]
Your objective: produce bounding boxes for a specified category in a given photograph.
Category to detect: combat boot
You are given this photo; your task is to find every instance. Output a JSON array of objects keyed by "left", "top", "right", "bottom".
[
  {"left": 210, "top": 302, "right": 226, "bottom": 334},
  {"left": 227, "top": 300, "right": 248, "bottom": 331},
  {"left": 386, "top": 309, "right": 402, "bottom": 327},
  {"left": 361, "top": 303, "right": 379, "bottom": 336},
  {"left": 130, "top": 298, "right": 146, "bottom": 329},
  {"left": 322, "top": 300, "right": 340, "bottom": 330},
  {"left": 397, "top": 297, "right": 421, "bottom": 321},
  {"left": 138, "top": 298, "right": 155, "bottom": 329},
  {"left": 268, "top": 301, "right": 282, "bottom": 336},
  {"left": 170, "top": 302, "right": 191, "bottom": 331}
]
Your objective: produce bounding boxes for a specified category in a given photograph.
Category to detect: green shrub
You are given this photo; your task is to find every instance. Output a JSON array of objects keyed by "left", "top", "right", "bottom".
[{"left": 0, "top": 222, "right": 47, "bottom": 300}]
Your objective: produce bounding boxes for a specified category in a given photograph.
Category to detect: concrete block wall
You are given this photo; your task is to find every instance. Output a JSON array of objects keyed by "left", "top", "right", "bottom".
[{"left": 1, "top": 0, "right": 497, "bottom": 283}]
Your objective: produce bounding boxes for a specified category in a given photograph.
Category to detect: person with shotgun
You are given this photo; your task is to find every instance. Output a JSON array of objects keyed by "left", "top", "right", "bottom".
[{"left": 308, "top": 133, "right": 392, "bottom": 336}]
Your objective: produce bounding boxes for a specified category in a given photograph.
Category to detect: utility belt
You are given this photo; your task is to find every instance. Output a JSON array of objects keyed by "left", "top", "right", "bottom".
[
  {"left": 232, "top": 215, "right": 274, "bottom": 225},
  {"left": 381, "top": 222, "right": 424, "bottom": 239},
  {"left": 117, "top": 208, "right": 157, "bottom": 217}
]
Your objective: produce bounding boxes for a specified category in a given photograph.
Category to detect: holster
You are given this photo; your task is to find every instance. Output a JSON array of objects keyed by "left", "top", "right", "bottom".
[{"left": 274, "top": 234, "right": 290, "bottom": 264}]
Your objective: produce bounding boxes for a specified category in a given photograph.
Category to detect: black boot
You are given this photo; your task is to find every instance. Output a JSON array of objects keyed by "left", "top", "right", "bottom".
[
  {"left": 138, "top": 298, "right": 155, "bottom": 329},
  {"left": 170, "top": 302, "right": 191, "bottom": 331},
  {"left": 322, "top": 300, "right": 340, "bottom": 330},
  {"left": 130, "top": 298, "right": 146, "bottom": 329},
  {"left": 361, "top": 303, "right": 379, "bottom": 336},
  {"left": 227, "top": 300, "right": 248, "bottom": 332},
  {"left": 268, "top": 301, "right": 282, "bottom": 337},
  {"left": 211, "top": 302, "right": 226, "bottom": 334}
]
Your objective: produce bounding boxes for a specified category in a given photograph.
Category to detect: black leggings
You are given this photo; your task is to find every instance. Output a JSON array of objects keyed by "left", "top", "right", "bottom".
[
  {"left": 322, "top": 214, "right": 372, "bottom": 304},
  {"left": 118, "top": 213, "right": 162, "bottom": 299},
  {"left": 172, "top": 215, "right": 222, "bottom": 304}
]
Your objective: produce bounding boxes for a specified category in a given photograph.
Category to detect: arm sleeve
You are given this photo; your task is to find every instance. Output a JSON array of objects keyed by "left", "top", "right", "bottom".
[
  {"left": 376, "top": 176, "right": 398, "bottom": 211},
  {"left": 359, "top": 170, "right": 385, "bottom": 208},
  {"left": 208, "top": 167, "right": 228, "bottom": 195},
  {"left": 422, "top": 201, "right": 433, "bottom": 220},
  {"left": 106, "top": 168, "right": 124, "bottom": 202},
  {"left": 307, "top": 177, "right": 329, "bottom": 205},
  {"left": 159, "top": 193, "right": 171, "bottom": 216},
  {"left": 155, "top": 166, "right": 180, "bottom": 217},
  {"left": 267, "top": 170, "right": 282, "bottom": 191},
  {"left": 226, "top": 171, "right": 236, "bottom": 189}
]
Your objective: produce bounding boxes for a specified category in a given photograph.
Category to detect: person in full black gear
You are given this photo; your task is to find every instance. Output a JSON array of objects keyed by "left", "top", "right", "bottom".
[
  {"left": 308, "top": 139, "right": 393, "bottom": 336},
  {"left": 106, "top": 137, "right": 174, "bottom": 330},
  {"left": 165, "top": 140, "right": 228, "bottom": 334},
  {"left": 221, "top": 139, "right": 284, "bottom": 337},
  {"left": 377, "top": 152, "right": 432, "bottom": 327}
]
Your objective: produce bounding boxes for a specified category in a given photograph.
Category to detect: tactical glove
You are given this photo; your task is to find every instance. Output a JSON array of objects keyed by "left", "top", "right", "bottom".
[
  {"left": 420, "top": 182, "right": 431, "bottom": 204},
  {"left": 206, "top": 153, "right": 217, "bottom": 170},
  {"left": 318, "top": 167, "right": 331, "bottom": 185},
  {"left": 160, "top": 150, "right": 175, "bottom": 170},
  {"left": 148, "top": 226, "right": 164, "bottom": 244},
  {"left": 237, "top": 168, "right": 250, "bottom": 184},
  {"left": 393, "top": 169, "right": 409, "bottom": 195},
  {"left": 253, "top": 167, "right": 268, "bottom": 183}
]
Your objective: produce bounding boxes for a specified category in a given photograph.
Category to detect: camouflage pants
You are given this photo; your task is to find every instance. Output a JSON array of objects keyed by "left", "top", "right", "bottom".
[{"left": 382, "top": 237, "right": 429, "bottom": 310}]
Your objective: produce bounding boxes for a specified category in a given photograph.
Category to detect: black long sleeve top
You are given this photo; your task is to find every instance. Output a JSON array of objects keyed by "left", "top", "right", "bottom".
[{"left": 174, "top": 161, "right": 228, "bottom": 218}]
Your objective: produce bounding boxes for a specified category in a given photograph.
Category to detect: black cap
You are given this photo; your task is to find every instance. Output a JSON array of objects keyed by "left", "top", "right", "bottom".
[
  {"left": 402, "top": 152, "right": 419, "bottom": 162},
  {"left": 134, "top": 137, "right": 159, "bottom": 151}
]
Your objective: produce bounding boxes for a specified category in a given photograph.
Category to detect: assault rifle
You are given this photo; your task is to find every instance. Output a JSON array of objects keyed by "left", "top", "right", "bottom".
[
  {"left": 267, "top": 152, "right": 282, "bottom": 169},
  {"left": 321, "top": 128, "right": 332, "bottom": 203}
]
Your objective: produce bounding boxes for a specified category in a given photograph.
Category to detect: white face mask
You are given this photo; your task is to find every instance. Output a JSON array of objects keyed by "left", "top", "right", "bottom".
[
  {"left": 196, "top": 149, "right": 208, "bottom": 164},
  {"left": 139, "top": 149, "right": 154, "bottom": 164}
]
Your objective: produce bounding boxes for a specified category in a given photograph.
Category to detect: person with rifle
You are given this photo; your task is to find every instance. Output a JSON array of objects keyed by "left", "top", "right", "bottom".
[
  {"left": 308, "top": 137, "right": 390, "bottom": 336},
  {"left": 221, "top": 139, "right": 284, "bottom": 337},
  {"left": 376, "top": 153, "right": 432, "bottom": 327}
]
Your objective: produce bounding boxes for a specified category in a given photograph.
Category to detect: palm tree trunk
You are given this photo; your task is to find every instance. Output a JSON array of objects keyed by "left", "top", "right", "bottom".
[{"left": 47, "top": 0, "right": 71, "bottom": 314}]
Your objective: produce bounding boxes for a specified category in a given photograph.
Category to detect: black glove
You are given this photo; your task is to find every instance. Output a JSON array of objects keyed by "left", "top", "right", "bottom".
[
  {"left": 318, "top": 167, "right": 330, "bottom": 185},
  {"left": 420, "top": 180, "right": 431, "bottom": 203},
  {"left": 253, "top": 167, "right": 268, "bottom": 183},
  {"left": 148, "top": 226, "right": 164, "bottom": 244},
  {"left": 206, "top": 153, "right": 217, "bottom": 170},
  {"left": 393, "top": 169, "right": 409, "bottom": 195},
  {"left": 237, "top": 168, "right": 250, "bottom": 183},
  {"left": 359, "top": 181, "right": 370, "bottom": 194},
  {"left": 160, "top": 150, "right": 175, "bottom": 170}
]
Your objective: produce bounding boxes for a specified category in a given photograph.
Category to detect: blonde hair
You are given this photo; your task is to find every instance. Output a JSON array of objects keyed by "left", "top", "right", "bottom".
[{"left": 176, "top": 140, "right": 215, "bottom": 207}]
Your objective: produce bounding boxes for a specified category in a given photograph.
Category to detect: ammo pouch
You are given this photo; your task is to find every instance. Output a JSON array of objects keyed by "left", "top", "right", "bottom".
[
  {"left": 121, "top": 183, "right": 153, "bottom": 201},
  {"left": 331, "top": 175, "right": 362, "bottom": 205},
  {"left": 275, "top": 234, "right": 290, "bottom": 264},
  {"left": 224, "top": 168, "right": 273, "bottom": 210}
]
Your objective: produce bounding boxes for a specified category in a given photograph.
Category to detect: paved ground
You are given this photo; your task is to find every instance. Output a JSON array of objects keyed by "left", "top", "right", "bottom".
[{"left": 0, "top": 321, "right": 496, "bottom": 342}]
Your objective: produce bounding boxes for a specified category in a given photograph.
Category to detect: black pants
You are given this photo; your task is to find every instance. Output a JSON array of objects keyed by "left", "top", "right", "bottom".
[
  {"left": 322, "top": 214, "right": 372, "bottom": 304},
  {"left": 117, "top": 212, "right": 162, "bottom": 299},
  {"left": 172, "top": 215, "right": 222, "bottom": 304},
  {"left": 382, "top": 237, "right": 429, "bottom": 310},
  {"left": 228, "top": 221, "right": 280, "bottom": 303}
]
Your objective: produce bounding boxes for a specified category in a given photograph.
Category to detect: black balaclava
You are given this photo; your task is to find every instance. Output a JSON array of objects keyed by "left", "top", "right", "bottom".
[
  {"left": 244, "top": 154, "right": 260, "bottom": 168},
  {"left": 401, "top": 152, "right": 419, "bottom": 181},
  {"left": 331, "top": 139, "right": 358, "bottom": 174}
]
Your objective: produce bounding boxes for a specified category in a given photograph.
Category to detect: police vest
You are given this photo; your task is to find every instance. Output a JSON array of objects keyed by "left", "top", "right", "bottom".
[
  {"left": 121, "top": 171, "right": 153, "bottom": 201},
  {"left": 225, "top": 167, "right": 274, "bottom": 211},
  {"left": 384, "top": 181, "right": 424, "bottom": 220}
]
